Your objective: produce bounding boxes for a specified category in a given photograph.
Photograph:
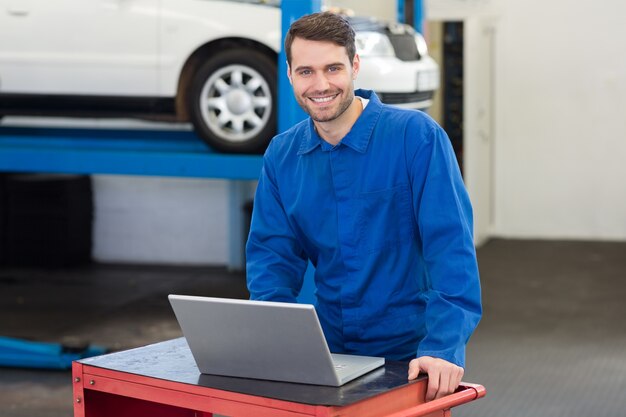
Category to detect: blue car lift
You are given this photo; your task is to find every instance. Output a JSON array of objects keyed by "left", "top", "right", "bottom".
[
  {"left": 0, "top": 0, "right": 421, "bottom": 370},
  {"left": 0, "top": 126, "right": 268, "bottom": 370},
  {"left": 0, "top": 336, "right": 107, "bottom": 370}
]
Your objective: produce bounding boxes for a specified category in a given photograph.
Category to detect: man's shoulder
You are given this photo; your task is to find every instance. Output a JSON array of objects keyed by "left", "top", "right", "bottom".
[
  {"left": 378, "top": 104, "right": 439, "bottom": 133},
  {"left": 357, "top": 89, "right": 438, "bottom": 129},
  {"left": 373, "top": 105, "right": 442, "bottom": 153}
]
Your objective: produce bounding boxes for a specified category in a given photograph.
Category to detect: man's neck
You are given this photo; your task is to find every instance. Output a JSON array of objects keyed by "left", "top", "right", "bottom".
[{"left": 314, "top": 97, "right": 364, "bottom": 146}]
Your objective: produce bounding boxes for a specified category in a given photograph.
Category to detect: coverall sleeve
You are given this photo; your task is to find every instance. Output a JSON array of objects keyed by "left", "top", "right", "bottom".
[
  {"left": 406, "top": 121, "right": 482, "bottom": 368},
  {"left": 246, "top": 146, "right": 308, "bottom": 302}
]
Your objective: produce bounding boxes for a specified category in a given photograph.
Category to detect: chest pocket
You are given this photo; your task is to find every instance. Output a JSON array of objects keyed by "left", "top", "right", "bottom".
[{"left": 357, "top": 184, "right": 415, "bottom": 254}]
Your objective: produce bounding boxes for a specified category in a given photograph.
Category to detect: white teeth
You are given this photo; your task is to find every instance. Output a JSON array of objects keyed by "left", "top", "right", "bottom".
[{"left": 310, "top": 95, "right": 336, "bottom": 103}]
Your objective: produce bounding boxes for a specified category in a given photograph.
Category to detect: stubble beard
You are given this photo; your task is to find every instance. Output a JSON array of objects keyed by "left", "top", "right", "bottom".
[{"left": 298, "top": 89, "right": 355, "bottom": 123}]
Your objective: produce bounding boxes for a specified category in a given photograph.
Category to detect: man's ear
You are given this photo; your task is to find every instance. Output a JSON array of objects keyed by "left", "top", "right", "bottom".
[
  {"left": 287, "top": 62, "right": 293, "bottom": 85},
  {"left": 352, "top": 53, "right": 361, "bottom": 80}
]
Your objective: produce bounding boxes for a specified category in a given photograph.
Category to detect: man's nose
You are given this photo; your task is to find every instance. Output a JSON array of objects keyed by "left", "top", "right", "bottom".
[{"left": 312, "top": 73, "right": 331, "bottom": 92}]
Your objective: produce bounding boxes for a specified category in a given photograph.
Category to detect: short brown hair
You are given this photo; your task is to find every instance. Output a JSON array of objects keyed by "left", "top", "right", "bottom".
[{"left": 285, "top": 12, "right": 356, "bottom": 67}]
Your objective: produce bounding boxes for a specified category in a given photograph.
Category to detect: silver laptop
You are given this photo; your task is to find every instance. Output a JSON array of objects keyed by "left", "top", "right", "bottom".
[{"left": 168, "top": 295, "right": 384, "bottom": 386}]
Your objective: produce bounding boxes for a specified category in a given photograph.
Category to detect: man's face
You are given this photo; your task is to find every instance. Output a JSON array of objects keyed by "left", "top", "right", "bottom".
[{"left": 288, "top": 37, "right": 360, "bottom": 124}]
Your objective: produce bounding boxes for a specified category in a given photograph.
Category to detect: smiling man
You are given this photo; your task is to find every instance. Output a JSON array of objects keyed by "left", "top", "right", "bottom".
[{"left": 246, "top": 12, "right": 482, "bottom": 401}]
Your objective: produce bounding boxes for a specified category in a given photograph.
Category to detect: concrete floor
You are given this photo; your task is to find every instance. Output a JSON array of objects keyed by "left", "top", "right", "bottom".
[{"left": 1, "top": 239, "right": 625, "bottom": 417}]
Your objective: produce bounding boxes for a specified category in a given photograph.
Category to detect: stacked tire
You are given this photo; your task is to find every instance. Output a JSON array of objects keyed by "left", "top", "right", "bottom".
[{"left": 1, "top": 174, "right": 93, "bottom": 267}]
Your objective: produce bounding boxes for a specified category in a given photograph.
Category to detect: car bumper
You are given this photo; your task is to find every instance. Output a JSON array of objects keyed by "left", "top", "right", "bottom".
[{"left": 356, "top": 55, "right": 440, "bottom": 109}]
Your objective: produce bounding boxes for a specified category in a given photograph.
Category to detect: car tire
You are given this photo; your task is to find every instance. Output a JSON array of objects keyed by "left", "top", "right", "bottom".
[{"left": 188, "top": 48, "right": 277, "bottom": 154}]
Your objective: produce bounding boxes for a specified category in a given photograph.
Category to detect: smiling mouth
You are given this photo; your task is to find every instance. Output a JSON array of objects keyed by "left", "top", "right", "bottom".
[{"left": 308, "top": 93, "right": 339, "bottom": 104}]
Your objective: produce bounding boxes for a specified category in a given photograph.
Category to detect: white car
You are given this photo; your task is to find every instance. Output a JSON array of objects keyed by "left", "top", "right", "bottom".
[{"left": 0, "top": 0, "right": 439, "bottom": 153}]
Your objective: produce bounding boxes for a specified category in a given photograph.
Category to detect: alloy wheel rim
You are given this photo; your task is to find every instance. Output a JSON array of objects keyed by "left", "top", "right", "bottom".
[{"left": 200, "top": 64, "right": 272, "bottom": 143}]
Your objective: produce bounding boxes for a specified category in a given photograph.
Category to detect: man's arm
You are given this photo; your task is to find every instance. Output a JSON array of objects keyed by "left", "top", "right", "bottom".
[
  {"left": 405, "top": 119, "right": 482, "bottom": 399},
  {"left": 246, "top": 148, "right": 308, "bottom": 302}
]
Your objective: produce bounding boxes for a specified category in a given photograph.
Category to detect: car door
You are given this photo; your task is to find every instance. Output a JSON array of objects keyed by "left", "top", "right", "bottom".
[{"left": 0, "top": 0, "right": 159, "bottom": 96}]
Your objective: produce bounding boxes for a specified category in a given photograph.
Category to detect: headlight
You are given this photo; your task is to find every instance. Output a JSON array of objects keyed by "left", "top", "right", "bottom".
[
  {"left": 355, "top": 31, "right": 395, "bottom": 57},
  {"left": 414, "top": 32, "right": 429, "bottom": 57}
]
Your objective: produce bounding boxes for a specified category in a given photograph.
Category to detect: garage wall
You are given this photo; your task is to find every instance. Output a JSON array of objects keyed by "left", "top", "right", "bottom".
[
  {"left": 327, "top": 1, "right": 395, "bottom": 22},
  {"left": 493, "top": 0, "right": 626, "bottom": 240},
  {"left": 429, "top": 0, "right": 626, "bottom": 241},
  {"left": 92, "top": 175, "right": 229, "bottom": 265}
]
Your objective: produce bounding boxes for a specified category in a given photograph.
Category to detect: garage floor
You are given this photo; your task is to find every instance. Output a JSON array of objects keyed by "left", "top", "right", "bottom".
[{"left": 1, "top": 239, "right": 625, "bottom": 417}]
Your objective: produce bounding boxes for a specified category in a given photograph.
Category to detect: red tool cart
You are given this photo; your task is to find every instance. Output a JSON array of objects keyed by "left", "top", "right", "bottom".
[{"left": 72, "top": 338, "right": 485, "bottom": 417}]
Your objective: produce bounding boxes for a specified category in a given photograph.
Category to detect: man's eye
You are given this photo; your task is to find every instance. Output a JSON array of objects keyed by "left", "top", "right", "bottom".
[
  {"left": 299, "top": 70, "right": 311, "bottom": 76},
  {"left": 328, "top": 66, "right": 339, "bottom": 72}
]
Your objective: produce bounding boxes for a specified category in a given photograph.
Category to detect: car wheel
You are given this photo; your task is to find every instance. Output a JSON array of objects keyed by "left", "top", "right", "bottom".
[{"left": 188, "top": 49, "right": 276, "bottom": 154}]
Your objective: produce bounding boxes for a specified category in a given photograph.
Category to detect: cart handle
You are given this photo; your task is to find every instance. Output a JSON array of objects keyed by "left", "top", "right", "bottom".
[{"left": 385, "top": 382, "right": 486, "bottom": 417}]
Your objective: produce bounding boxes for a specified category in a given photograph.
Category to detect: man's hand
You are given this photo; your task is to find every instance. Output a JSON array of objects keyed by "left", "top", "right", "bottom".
[{"left": 408, "top": 356, "right": 464, "bottom": 402}]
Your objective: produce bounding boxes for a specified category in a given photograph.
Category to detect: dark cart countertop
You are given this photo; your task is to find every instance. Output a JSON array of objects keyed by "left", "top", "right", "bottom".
[{"left": 79, "top": 337, "right": 424, "bottom": 407}]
